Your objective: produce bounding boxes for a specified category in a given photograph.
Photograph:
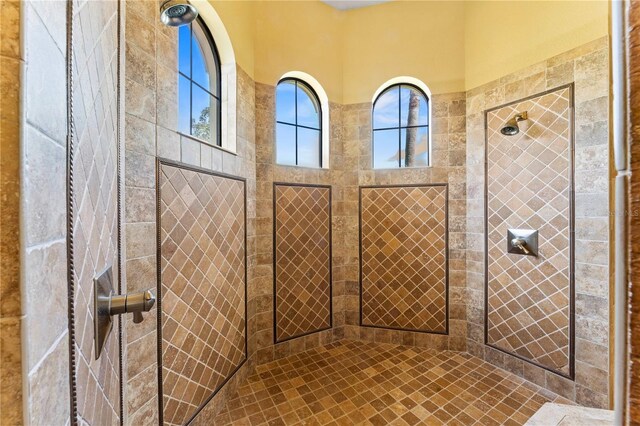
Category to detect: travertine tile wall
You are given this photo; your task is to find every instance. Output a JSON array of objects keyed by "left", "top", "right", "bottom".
[
  {"left": 18, "top": 0, "right": 70, "bottom": 424},
  {"left": 123, "top": 1, "right": 257, "bottom": 423},
  {"left": 340, "top": 94, "right": 468, "bottom": 351},
  {"left": 360, "top": 185, "right": 448, "bottom": 334},
  {"left": 274, "top": 184, "right": 332, "bottom": 343},
  {"left": 466, "top": 36, "right": 610, "bottom": 408},
  {"left": 485, "top": 87, "right": 573, "bottom": 378},
  {"left": 253, "top": 87, "right": 467, "bottom": 359},
  {"left": 159, "top": 164, "right": 247, "bottom": 425},
  {"left": 71, "top": 0, "right": 121, "bottom": 424},
  {"left": 254, "top": 83, "right": 343, "bottom": 365},
  {"left": 0, "top": 0, "right": 22, "bottom": 423}
]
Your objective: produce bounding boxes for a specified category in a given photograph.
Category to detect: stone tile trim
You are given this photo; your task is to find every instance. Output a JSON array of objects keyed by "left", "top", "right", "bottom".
[
  {"left": 158, "top": 160, "right": 248, "bottom": 425},
  {"left": 360, "top": 184, "right": 449, "bottom": 334},
  {"left": 273, "top": 183, "right": 332, "bottom": 343}
]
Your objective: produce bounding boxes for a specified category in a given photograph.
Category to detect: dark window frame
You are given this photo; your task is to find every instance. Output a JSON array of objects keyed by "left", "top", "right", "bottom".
[
  {"left": 178, "top": 17, "right": 222, "bottom": 147},
  {"left": 372, "top": 83, "right": 430, "bottom": 168},
  {"left": 275, "top": 77, "right": 323, "bottom": 168}
]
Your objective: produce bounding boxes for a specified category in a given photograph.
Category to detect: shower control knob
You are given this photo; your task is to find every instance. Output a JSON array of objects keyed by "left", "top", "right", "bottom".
[
  {"left": 94, "top": 267, "right": 157, "bottom": 360},
  {"left": 109, "top": 289, "right": 156, "bottom": 323},
  {"left": 511, "top": 238, "right": 530, "bottom": 255}
]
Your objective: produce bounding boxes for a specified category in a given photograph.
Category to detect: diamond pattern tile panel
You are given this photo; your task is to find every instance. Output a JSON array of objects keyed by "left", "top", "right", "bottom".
[
  {"left": 360, "top": 185, "right": 448, "bottom": 333},
  {"left": 274, "top": 184, "right": 332, "bottom": 342},
  {"left": 159, "top": 163, "right": 247, "bottom": 426},
  {"left": 485, "top": 87, "right": 573, "bottom": 376},
  {"left": 71, "top": 1, "right": 121, "bottom": 424}
]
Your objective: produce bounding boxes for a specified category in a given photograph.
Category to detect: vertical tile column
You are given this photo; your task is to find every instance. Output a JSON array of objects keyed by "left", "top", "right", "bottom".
[
  {"left": 19, "top": 1, "right": 70, "bottom": 424},
  {"left": 71, "top": 0, "right": 121, "bottom": 423}
]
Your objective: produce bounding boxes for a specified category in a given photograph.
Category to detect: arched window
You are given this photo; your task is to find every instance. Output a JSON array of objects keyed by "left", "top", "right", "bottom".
[
  {"left": 372, "top": 83, "right": 430, "bottom": 168},
  {"left": 275, "top": 78, "right": 322, "bottom": 168},
  {"left": 178, "top": 18, "right": 221, "bottom": 146}
]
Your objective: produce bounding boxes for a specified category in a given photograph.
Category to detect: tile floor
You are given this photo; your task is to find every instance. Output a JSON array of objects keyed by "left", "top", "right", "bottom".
[{"left": 214, "top": 340, "right": 573, "bottom": 425}]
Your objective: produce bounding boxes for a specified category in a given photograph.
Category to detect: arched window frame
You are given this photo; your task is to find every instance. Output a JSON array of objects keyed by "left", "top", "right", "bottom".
[
  {"left": 371, "top": 77, "right": 432, "bottom": 169},
  {"left": 276, "top": 71, "right": 330, "bottom": 169},
  {"left": 178, "top": 16, "right": 222, "bottom": 147}
]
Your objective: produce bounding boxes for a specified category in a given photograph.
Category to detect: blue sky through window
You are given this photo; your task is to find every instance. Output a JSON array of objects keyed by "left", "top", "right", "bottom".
[
  {"left": 177, "top": 20, "right": 221, "bottom": 146},
  {"left": 373, "top": 84, "right": 429, "bottom": 168},
  {"left": 275, "top": 79, "right": 322, "bottom": 168}
]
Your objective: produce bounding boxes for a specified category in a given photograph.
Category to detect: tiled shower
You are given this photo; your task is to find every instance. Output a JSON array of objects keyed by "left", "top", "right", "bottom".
[{"left": 3, "top": 0, "right": 615, "bottom": 425}]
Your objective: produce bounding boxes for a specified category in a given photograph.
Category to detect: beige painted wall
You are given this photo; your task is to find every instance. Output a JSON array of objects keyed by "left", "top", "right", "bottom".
[
  {"left": 464, "top": 0, "right": 609, "bottom": 90},
  {"left": 207, "top": 0, "right": 609, "bottom": 102},
  {"left": 253, "top": 1, "right": 345, "bottom": 102},
  {"left": 342, "top": 1, "right": 466, "bottom": 103},
  {"left": 211, "top": 0, "right": 255, "bottom": 76}
]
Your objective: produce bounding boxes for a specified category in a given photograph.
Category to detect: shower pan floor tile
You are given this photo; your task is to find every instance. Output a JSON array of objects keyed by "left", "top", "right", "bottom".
[{"left": 214, "top": 340, "right": 571, "bottom": 426}]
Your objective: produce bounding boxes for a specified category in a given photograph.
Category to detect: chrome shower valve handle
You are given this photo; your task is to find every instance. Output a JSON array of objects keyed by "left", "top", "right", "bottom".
[
  {"left": 511, "top": 238, "right": 530, "bottom": 255},
  {"left": 94, "top": 266, "right": 156, "bottom": 359},
  {"left": 109, "top": 289, "right": 156, "bottom": 323},
  {"left": 506, "top": 229, "right": 538, "bottom": 257}
]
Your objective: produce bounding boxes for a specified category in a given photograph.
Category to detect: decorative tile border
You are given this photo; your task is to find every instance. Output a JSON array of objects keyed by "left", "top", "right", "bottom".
[
  {"left": 157, "top": 159, "right": 248, "bottom": 426},
  {"left": 360, "top": 184, "right": 449, "bottom": 334},
  {"left": 273, "top": 183, "right": 332, "bottom": 343}
]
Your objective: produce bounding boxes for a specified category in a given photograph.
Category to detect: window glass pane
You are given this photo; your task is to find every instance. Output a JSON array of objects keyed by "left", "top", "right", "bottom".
[
  {"left": 178, "top": 75, "right": 191, "bottom": 134},
  {"left": 276, "top": 123, "right": 296, "bottom": 166},
  {"left": 373, "top": 129, "right": 399, "bottom": 168},
  {"left": 373, "top": 87, "right": 399, "bottom": 129},
  {"left": 401, "top": 86, "right": 428, "bottom": 127},
  {"left": 191, "top": 24, "right": 211, "bottom": 92},
  {"left": 178, "top": 25, "right": 191, "bottom": 76},
  {"left": 191, "top": 84, "right": 213, "bottom": 143},
  {"left": 296, "top": 83, "right": 320, "bottom": 129},
  {"left": 401, "top": 127, "right": 428, "bottom": 167},
  {"left": 297, "top": 127, "right": 321, "bottom": 168},
  {"left": 276, "top": 81, "right": 296, "bottom": 124}
]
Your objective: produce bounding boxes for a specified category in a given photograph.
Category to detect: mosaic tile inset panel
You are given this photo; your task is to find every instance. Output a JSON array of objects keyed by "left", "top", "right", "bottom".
[
  {"left": 159, "top": 162, "right": 247, "bottom": 425},
  {"left": 485, "top": 86, "right": 573, "bottom": 377},
  {"left": 274, "top": 184, "right": 332, "bottom": 342},
  {"left": 360, "top": 185, "right": 448, "bottom": 333}
]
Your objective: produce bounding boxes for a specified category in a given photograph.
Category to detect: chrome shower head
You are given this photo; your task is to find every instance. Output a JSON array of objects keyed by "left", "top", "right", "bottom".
[
  {"left": 160, "top": 0, "right": 198, "bottom": 27},
  {"left": 500, "top": 111, "right": 528, "bottom": 136}
]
